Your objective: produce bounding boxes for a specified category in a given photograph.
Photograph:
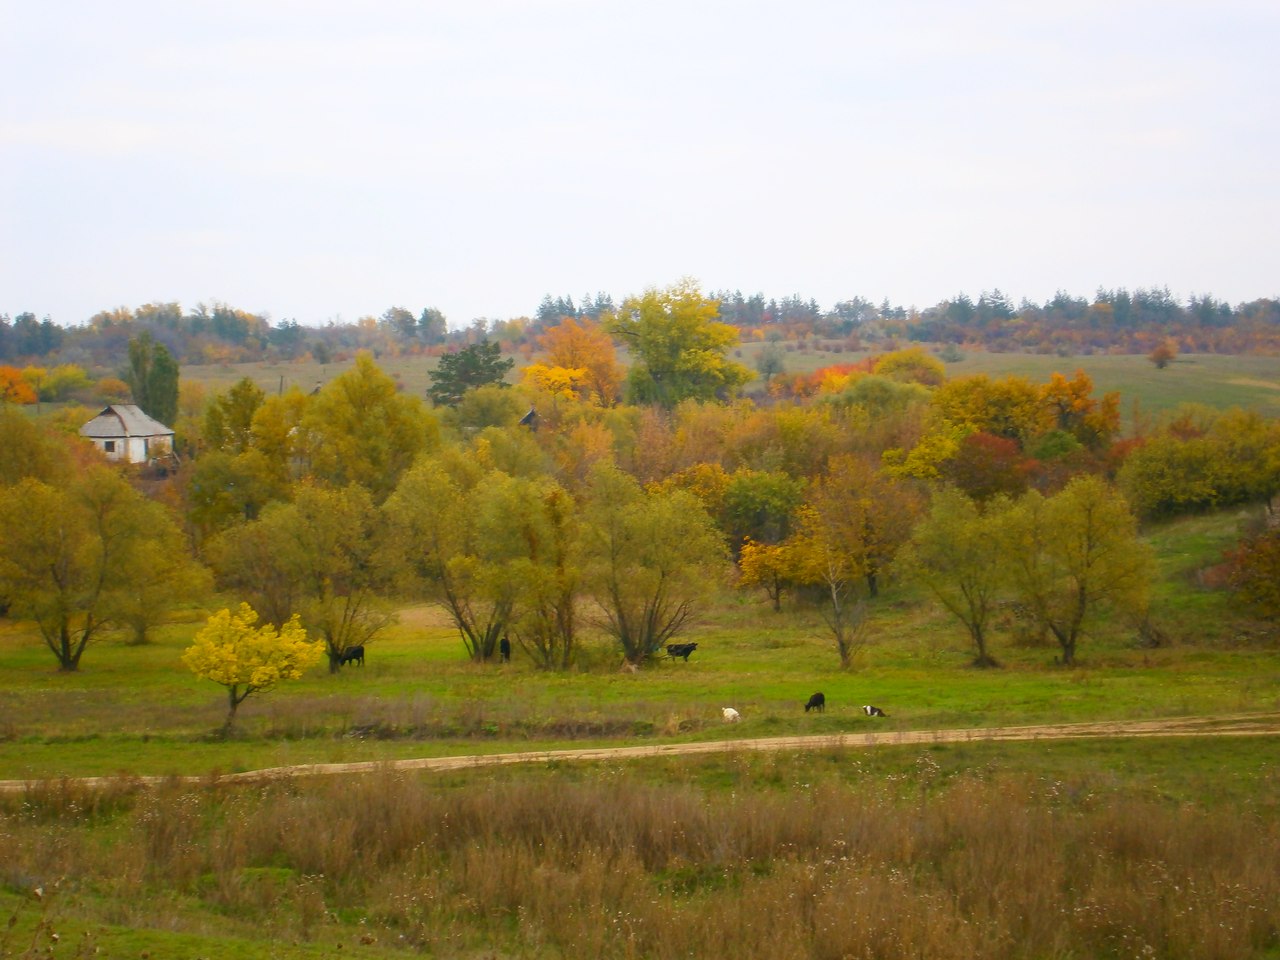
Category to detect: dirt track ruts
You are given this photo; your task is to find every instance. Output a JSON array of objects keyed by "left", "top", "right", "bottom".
[{"left": 4, "top": 713, "right": 1278, "bottom": 794}]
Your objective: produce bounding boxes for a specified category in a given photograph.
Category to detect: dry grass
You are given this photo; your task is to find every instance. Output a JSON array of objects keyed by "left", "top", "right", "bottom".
[{"left": 4, "top": 755, "right": 1278, "bottom": 959}]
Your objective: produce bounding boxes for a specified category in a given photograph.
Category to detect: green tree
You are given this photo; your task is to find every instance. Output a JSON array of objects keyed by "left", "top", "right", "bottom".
[
  {"left": 204, "top": 377, "right": 267, "bottom": 453},
  {"left": 608, "top": 280, "right": 752, "bottom": 407},
  {"left": 901, "top": 487, "right": 1011, "bottom": 666},
  {"left": 125, "top": 332, "right": 180, "bottom": 425},
  {"left": 0, "top": 467, "right": 192, "bottom": 670},
  {"left": 208, "top": 482, "right": 396, "bottom": 672},
  {"left": 427, "top": 340, "right": 514, "bottom": 407},
  {"left": 304, "top": 353, "right": 438, "bottom": 500},
  {"left": 182, "top": 603, "right": 321, "bottom": 735},
  {"left": 1002, "top": 476, "right": 1153, "bottom": 665},
  {"left": 579, "top": 463, "right": 727, "bottom": 664},
  {"left": 384, "top": 457, "right": 523, "bottom": 661}
]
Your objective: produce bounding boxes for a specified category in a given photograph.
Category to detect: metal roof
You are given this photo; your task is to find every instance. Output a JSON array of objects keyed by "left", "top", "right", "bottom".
[{"left": 79, "top": 404, "right": 174, "bottom": 440}]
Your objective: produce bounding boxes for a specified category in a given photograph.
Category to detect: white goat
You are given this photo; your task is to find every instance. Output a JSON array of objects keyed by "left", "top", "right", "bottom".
[{"left": 722, "top": 707, "right": 741, "bottom": 723}]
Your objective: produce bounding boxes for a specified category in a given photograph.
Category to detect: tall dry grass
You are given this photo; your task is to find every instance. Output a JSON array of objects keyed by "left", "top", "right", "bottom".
[{"left": 3, "top": 759, "right": 1278, "bottom": 959}]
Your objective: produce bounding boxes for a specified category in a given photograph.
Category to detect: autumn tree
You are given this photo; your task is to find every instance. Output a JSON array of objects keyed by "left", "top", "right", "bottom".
[
  {"left": 0, "top": 365, "right": 37, "bottom": 404},
  {"left": 608, "top": 281, "right": 752, "bottom": 407},
  {"left": 901, "top": 487, "right": 1012, "bottom": 666},
  {"left": 208, "top": 482, "right": 396, "bottom": 671},
  {"left": 1148, "top": 339, "right": 1178, "bottom": 369},
  {"left": 1001, "top": 475, "right": 1153, "bottom": 665},
  {"left": 427, "top": 340, "right": 514, "bottom": 407},
  {"left": 579, "top": 463, "right": 727, "bottom": 664},
  {"left": 1225, "top": 526, "right": 1280, "bottom": 619},
  {"left": 0, "top": 467, "right": 195, "bottom": 670},
  {"left": 786, "top": 504, "right": 870, "bottom": 669},
  {"left": 536, "top": 316, "right": 624, "bottom": 404},
  {"left": 183, "top": 604, "right": 321, "bottom": 735},
  {"left": 204, "top": 377, "right": 267, "bottom": 453},
  {"left": 384, "top": 454, "right": 573, "bottom": 662},
  {"left": 304, "top": 353, "right": 438, "bottom": 500},
  {"left": 737, "top": 537, "right": 795, "bottom": 612}
]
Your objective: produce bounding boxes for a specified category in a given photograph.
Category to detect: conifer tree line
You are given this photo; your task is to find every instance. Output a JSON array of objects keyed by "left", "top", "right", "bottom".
[{"left": 3, "top": 283, "right": 1279, "bottom": 368}]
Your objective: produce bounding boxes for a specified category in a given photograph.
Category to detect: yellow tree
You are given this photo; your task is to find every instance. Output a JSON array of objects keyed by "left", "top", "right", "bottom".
[
  {"left": 738, "top": 537, "right": 794, "bottom": 612},
  {"left": 183, "top": 604, "right": 321, "bottom": 734},
  {"left": 537, "top": 317, "right": 624, "bottom": 404},
  {"left": 1002, "top": 476, "right": 1153, "bottom": 665},
  {"left": 608, "top": 281, "right": 752, "bottom": 407}
]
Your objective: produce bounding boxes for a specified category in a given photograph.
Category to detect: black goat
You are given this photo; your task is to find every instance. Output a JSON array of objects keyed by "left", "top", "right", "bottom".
[
  {"left": 339, "top": 645, "right": 365, "bottom": 667},
  {"left": 804, "top": 692, "right": 826, "bottom": 713},
  {"left": 862, "top": 704, "right": 887, "bottom": 717}
]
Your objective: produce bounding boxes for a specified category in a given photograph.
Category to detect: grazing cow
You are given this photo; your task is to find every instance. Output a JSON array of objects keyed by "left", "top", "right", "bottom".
[
  {"left": 666, "top": 642, "right": 699, "bottom": 661},
  {"left": 862, "top": 704, "right": 887, "bottom": 717},
  {"left": 339, "top": 645, "right": 365, "bottom": 667},
  {"left": 722, "top": 707, "right": 741, "bottom": 723},
  {"left": 804, "top": 692, "right": 826, "bottom": 713}
]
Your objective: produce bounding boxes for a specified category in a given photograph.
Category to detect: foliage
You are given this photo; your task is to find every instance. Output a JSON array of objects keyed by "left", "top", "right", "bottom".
[
  {"left": 427, "top": 340, "right": 514, "bottom": 407},
  {"left": 303, "top": 352, "right": 438, "bottom": 500},
  {"left": 182, "top": 603, "right": 320, "bottom": 733},
  {"left": 579, "top": 463, "right": 727, "bottom": 663},
  {"left": 125, "top": 331, "right": 180, "bottom": 425},
  {"left": 1001, "top": 476, "right": 1153, "bottom": 665},
  {"left": 737, "top": 537, "right": 795, "bottom": 611},
  {"left": 208, "top": 482, "right": 396, "bottom": 671},
  {"left": 608, "top": 280, "right": 752, "bottom": 407},
  {"left": 901, "top": 487, "right": 1012, "bottom": 666},
  {"left": 1225, "top": 526, "right": 1280, "bottom": 619},
  {"left": 872, "top": 346, "right": 946, "bottom": 386},
  {"left": 0, "top": 466, "right": 189, "bottom": 670},
  {"left": 0, "top": 364, "right": 37, "bottom": 404},
  {"left": 536, "top": 316, "right": 624, "bottom": 404},
  {"left": 204, "top": 376, "right": 267, "bottom": 453}
]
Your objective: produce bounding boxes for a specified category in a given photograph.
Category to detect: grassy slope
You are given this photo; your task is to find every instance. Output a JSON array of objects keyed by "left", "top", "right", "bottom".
[{"left": 1, "top": 507, "right": 1275, "bottom": 781}]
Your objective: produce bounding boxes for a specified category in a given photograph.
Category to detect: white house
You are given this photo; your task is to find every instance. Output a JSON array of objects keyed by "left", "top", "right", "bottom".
[{"left": 79, "top": 404, "right": 175, "bottom": 466}]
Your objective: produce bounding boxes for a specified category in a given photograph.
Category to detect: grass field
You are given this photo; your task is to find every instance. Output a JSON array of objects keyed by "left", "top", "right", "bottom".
[{"left": 182, "top": 347, "right": 1280, "bottom": 427}]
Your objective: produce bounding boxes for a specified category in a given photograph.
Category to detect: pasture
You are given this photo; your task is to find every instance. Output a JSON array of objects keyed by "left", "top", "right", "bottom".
[
  {"left": 181, "top": 347, "right": 1280, "bottom": 427},
  {"left": 2, "top": 507, "right": 1280, "bottom": 956}
]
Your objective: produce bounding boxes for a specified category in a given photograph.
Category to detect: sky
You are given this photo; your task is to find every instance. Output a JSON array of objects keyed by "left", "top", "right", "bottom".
[{"left": 3, "top": 0, "right": 1277, "bottom": 329}]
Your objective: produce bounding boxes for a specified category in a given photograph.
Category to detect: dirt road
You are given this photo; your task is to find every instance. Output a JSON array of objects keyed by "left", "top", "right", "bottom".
[{"left": 4, "top": 712, "right": 1278, "bottom": 794}]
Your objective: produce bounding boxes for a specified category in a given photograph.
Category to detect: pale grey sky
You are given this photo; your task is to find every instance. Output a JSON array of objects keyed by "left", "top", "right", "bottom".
[{"left": 3, "top": 1, "right": 1277, "bottom": 328}]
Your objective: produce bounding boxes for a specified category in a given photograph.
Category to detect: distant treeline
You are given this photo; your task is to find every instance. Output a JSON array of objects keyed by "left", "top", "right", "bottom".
[{"left": 4, "top": 286, "right": 1279, "bottom": 368}]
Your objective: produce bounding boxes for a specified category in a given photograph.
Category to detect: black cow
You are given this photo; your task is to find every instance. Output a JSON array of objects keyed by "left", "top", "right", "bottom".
[
  {"left": 804, "top": 692, "right": 825, "bottom": 713},
  {"left": 862, "top": 704, "right": 887, "bottom": 717},
  {"left": 499, "top": 634, "right": 511, "bottom": 662},
  {"left": 339, "top": 645, "right": 365, "bottom": 667},
  {"left": 666, "top": 642, "right": 698, "bottom": 661}
]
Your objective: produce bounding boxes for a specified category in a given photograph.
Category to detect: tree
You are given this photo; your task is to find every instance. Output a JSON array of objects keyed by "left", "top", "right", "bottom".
[
  {"left": 208, "top": 482, "right": 396, "bottom": 672},
  {"left": 0, "top": 366, "right": 37, "bottom": 404},
  {"left": 204, "top": 377, "right": 267, "bottom": 453},
  {"left": 579, "top": 463, "right": 727, "bottom": 664},
  {"left": 1149, "top": 339, "right": 1178, "bottom": 369},
  {"left": 737, "top": 537, "right": 794, "bottom": 612},
  {"left": 427, "top": 340, "right": 514, "bottom": 407},
  {"left": 182, "top": 603, "right": 321, "bottom": 735},
  {"left": 0, "top": 467, "right": 191, "bottom": 670},
  {"left": 304, "top": 353, "right": 438, "bottom": 500},
  {"left": 383, "top": 457, "right": 518, "bottom": 661},
  {"left": 901, "top": 488, "right": 1011, "bottom": 666},
  {"left": 1225, "top": 526, "right": 1280, "bottom": 619},
  {"left": 537, "top": 317, "right": 624, "bottom": 405},
  {"left": 125, "top": 332, "right": 180, "bottom": 425},
  {"left": 786, "top": 504, "right": 871, "bottom": 669},
  {"left": 1002, "top": 476, "right": 1153, "bottom": 665},
  {"left": 608, "top": 280, "right": 752, "bottom": 407}
]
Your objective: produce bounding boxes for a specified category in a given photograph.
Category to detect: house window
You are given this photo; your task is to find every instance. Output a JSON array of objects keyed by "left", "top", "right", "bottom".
[{"left": 104, "top": 441, "right": 116, "bottom": 453}]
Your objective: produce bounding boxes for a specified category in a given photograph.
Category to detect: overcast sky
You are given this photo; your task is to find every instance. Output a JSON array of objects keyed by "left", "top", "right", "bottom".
[{"left": 3, "top": 1, "right": 1277, "bottom": 329}]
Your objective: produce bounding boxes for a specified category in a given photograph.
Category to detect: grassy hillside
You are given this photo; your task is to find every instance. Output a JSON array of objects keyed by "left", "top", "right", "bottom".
[
  {"left": 1, "top": 507, "right": 1273, "bottom": 782},
  {"left": 3, "top": 504, "right": 1278, "bottom": 958}
]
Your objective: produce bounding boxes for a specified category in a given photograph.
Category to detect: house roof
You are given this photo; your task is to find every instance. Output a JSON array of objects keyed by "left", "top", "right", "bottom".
[{"left": 79, "top": 404, "right": 174, "bottom": 440}]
